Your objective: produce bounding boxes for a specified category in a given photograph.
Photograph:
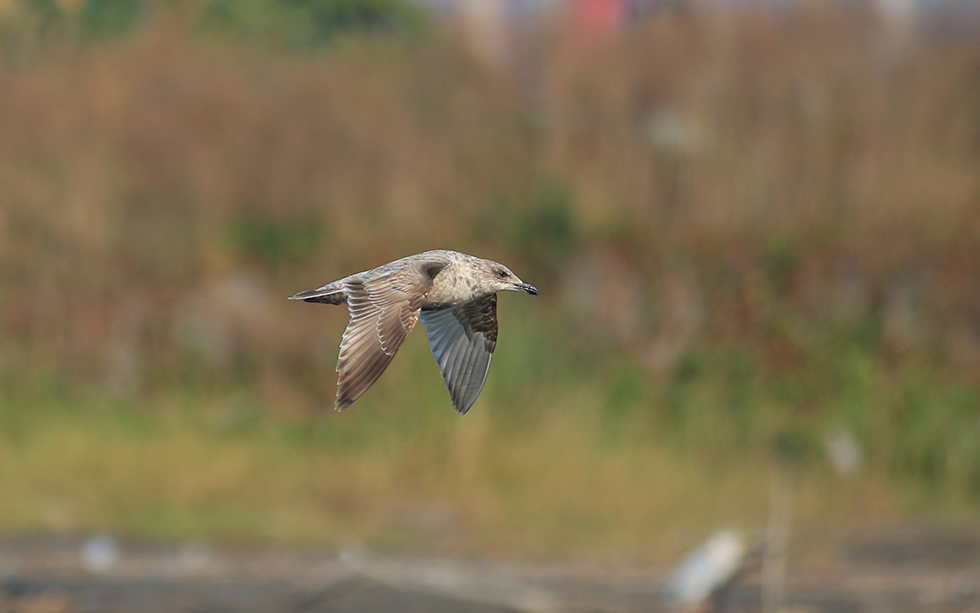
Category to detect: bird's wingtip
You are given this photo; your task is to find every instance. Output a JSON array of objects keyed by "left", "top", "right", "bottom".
[
  {"left": 335, "top": 393, "right": 355, "bottom": 411},
  {"left": 453, "top": 398, "right": 475, "bottom": 415}
]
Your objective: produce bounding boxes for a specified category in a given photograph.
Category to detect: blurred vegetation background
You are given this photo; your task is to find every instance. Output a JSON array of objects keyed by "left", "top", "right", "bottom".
[{"left": 1, "top": 0, "right": 979, "bottom": 562}]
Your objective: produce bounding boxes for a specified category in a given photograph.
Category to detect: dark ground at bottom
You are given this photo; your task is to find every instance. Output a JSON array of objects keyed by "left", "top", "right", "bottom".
[{"left": 1, "top": 524, "right": 978, "bottom": 612}]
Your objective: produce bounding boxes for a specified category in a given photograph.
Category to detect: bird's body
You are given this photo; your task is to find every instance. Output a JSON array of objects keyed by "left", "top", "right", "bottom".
[{"left": 290, "top": 250, "right": 538, "bottom": 413}]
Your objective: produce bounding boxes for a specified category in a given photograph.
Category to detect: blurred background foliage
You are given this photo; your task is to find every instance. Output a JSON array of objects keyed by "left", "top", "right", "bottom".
[
  {"left": 1, "top": 0, "right": 979, "bottom": 560},
  {"left": 5, "top": 0, "right": 427, "bottom": 47}
]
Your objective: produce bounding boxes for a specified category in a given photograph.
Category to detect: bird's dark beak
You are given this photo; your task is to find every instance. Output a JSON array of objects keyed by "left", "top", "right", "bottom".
[{"left": 515, "top": 282, "right": 539, "bottom": 295}]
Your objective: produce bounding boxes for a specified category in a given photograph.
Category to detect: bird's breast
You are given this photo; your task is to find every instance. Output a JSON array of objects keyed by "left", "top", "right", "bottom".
[{"left": 424, "top": 271, "right": 483, "bottom": 310}]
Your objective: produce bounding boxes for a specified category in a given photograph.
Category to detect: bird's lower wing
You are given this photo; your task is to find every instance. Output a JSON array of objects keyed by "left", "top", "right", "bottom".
[
  {"left": 420, "top": 295, "right": 498, "bottom": 414},
  {"left": 335, "top": 273, "right": 430, "bottom": 410}
]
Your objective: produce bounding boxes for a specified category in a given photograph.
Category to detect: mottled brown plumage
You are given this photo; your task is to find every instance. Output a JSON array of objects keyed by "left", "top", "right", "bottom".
[{"left": 290, "top": 250, "right": 538, "bottom": 413}]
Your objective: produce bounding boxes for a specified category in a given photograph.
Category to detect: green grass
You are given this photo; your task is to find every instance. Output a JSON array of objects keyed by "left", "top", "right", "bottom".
[{"left": 3, "top": 320, "right": 978, "bottom": 562}]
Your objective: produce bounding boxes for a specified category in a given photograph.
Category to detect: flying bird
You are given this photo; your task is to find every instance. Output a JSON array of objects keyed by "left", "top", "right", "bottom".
[{"left": 290, "top": 250, "right": 538, "bottom": 413}]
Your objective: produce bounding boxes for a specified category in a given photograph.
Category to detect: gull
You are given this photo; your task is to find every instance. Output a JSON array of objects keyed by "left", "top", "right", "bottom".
[{"left": 290, "top": 250, "right": 538, "bottom": 413}]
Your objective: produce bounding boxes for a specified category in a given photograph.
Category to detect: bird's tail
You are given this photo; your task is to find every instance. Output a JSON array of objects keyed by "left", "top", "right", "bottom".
[{"left": 288, "top": 284, "right": 347, "bottom": 304}]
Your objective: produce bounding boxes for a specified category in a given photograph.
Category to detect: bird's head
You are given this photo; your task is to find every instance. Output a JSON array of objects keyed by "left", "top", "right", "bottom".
[{"left": 481, "top": 260, "right": 539, "bottom": 296}]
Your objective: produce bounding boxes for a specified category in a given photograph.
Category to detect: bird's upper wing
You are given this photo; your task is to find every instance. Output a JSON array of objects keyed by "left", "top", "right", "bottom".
[
  {"left": 335, "top": 262, "right": 444, "bottom": 410},
  {"left": 419, "top": 294, "right": 498, "bottom": 414}
]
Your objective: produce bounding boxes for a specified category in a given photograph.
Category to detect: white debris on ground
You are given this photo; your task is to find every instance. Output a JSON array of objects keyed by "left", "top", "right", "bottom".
[
  {"left": 666, "top": 529, "right": 746, "bottom": 607},
  {"left": 80, "top": 534, "right": 120, "bottom": 574}
]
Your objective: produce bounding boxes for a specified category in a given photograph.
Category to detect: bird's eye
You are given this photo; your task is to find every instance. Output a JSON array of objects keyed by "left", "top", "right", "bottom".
[{"left": 497, "top": 269, "right": 508, "bottom": 278}]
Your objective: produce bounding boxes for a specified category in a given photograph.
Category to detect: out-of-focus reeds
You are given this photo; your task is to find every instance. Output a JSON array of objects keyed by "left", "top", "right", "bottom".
[{"left": 1, "top": 0, "right": 979, "bottom": 559}]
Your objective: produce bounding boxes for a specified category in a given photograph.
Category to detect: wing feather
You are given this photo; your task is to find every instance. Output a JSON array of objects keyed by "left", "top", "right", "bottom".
[
  {"left": 420, "top": 294, "right": 498, "bottom": 414},
  {"left": 334, "top": 267, "right": 434, "bottom": 410}
]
